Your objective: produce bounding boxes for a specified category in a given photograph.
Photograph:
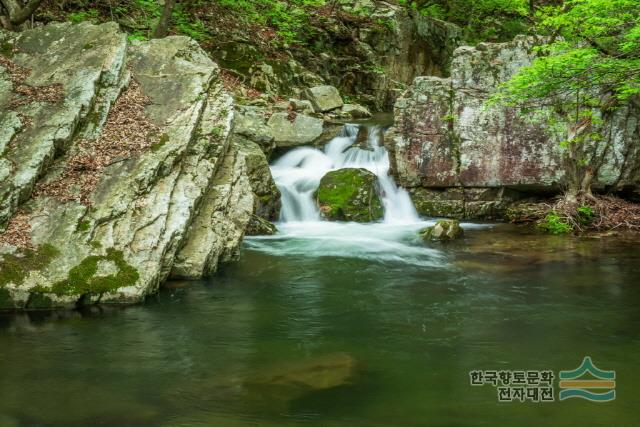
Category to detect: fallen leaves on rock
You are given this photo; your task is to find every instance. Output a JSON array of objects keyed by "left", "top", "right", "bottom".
[
  {"left": 0, "top": 56, "right": 64, "bottom": 108},
  {"left": 0, "top": 211, "right": 33, "bottom": 249},
  {"left": 36, "top": 79, "right": 159, "bottom": 205}
]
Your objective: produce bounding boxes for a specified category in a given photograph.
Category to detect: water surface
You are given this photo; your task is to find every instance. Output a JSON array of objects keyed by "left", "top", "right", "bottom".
[{"left": 1, "top": 224, "right": 639, "bottom": 427}]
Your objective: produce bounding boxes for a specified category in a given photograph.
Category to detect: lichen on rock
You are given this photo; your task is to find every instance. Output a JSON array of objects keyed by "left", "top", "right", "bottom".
[
  {"left": 0, "top": 22, "right": 259, "bottom": 309},
  {"left": 388, "top": 35, "right": 640, "bottom": 219}
]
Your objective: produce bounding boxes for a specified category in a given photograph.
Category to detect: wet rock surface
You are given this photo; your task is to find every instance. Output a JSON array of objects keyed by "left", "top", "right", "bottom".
[{"left": 421, "top": 219, "right": 464, "bottom": 241}]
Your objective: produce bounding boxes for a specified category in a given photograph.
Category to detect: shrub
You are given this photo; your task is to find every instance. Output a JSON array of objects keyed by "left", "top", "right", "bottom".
[{"left": 538, "top": 211, "right": 573, "bottom": 234}]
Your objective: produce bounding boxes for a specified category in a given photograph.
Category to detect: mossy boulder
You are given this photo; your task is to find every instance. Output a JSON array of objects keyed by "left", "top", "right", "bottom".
[
  {"left": 316, "top": 168, "right": 383, "bottom": 222},
  {"left": 420, "top": 219, "right": 464, "bottom": 241}
]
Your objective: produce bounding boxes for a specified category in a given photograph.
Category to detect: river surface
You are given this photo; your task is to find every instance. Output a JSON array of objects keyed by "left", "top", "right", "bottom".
[{"left": 1, "top": 123, "right": 639, "bottom": 426}]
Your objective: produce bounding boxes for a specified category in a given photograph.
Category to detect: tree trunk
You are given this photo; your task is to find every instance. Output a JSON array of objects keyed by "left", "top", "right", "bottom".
[
  {"left": 152, "top": 0, "right": 176, "bottom": 39},
  {"left": 1, "top": 0, "right": 44, "bottom": 28},
  {"left": 564, "top": 119, "right": 596, "bottom": 204}
]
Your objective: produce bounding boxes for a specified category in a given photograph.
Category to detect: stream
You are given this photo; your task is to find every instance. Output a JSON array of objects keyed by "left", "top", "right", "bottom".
[{"left": 0, "top": 123, "right": 639, "bottom": 426}]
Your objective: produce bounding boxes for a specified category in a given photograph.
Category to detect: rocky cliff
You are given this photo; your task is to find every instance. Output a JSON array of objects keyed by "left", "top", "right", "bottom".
[
  {"left": 215, "top": 1, "right": 461, "bottom": 112},
  {"left": 0, "top": 22, "right": 279, "bottom": 309},
  {"left": 388, "top": 36, "right": 640, "bottom": 219}
]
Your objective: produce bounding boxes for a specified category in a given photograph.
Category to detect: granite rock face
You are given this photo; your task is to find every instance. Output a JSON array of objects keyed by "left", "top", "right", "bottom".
[
  {"left": 0, "top": 23, "right": 274, "bottom": 309},
  {"left": 388, "top": 36, "right": 640, "bottom": 218}
]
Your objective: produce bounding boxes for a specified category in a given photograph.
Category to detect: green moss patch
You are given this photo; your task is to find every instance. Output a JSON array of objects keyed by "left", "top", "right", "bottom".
[
  {"left": 0, "top": 244, "right": 60, "bottom": 288},
  {"left": 316, "top": 168, "right": 383, "bottom": 222},
  {"left": 49, "top": 249, "right": 139, "bottom": 296},
  {"left": 77, "top": 219, "right": 91, "bottom": 232},
  {"left": 1, "top": 41, "right": 15, "bottom": 58}
]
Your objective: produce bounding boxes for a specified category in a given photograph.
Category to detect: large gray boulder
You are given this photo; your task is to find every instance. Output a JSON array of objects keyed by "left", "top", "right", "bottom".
[
  {"left": 0, "top": 23, "right": 254, "bottom": 309},
  {"left": 170, "top": 142, "right": 254, "bottom": 279},
  {"left": 0, "top": 22, "right": 127, "bottom": 231},
  {"left": 267, "top": 112, "right": 324, "bottom": 147},
  {"left": 232, "top": 105, "right": 274, "bottom": 154},
  {"left": 302, "top": 85, "right": 344, "bottom": 112},
  {"left": 388, "top": 35, "right": 640, "bottom": 219}
]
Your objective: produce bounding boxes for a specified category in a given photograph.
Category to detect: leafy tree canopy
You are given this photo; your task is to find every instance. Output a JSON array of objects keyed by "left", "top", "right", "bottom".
[{"left": 495, "top": 0, "right": 640, "bottom": 107}]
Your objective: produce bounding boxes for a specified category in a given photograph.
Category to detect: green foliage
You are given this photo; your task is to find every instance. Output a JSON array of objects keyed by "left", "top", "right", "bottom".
[
  {"left": 214, "top": 0, "right": 326, "bottom": 45},
  {"left": 576, "top": 204, "right": 595, "bottom": 225},
  {"left": 491, "top": 0, "right": 640, "bottom": 197},
  {"left": 538, "top": 211, "right": 573, "bottom": 234},
  {"left": 398, "top": 0, "right": 535, "bottom": 42},
  {"left": 68, "top": 8, "right": 99, "bottom": 24},
  {"left": 172, "top": 3, "right": 207, "bottom": 41},
  {"left": 495, "top": 1, "right": 640, "bottom": 106}
]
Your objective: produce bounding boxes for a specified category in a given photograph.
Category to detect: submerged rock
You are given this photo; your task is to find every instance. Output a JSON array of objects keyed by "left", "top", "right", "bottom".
[
  {"left": 244, "top": 352, "right": 358, "bottom": 396},
  {"left": 420, "top": 220, "right": 464, "bottom": 241},
  {"left": 302, "top": 85, "right": 344, "bottom": 112},
  {"left": 0, "top": 23, "right": 255, "bottom": 308},
  {"left": 316, "top": 168, "right": 383, "bottom": 222}
]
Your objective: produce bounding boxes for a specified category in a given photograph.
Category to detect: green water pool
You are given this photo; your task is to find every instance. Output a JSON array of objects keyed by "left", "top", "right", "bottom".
[{"left": 1, "top": 223, "right": 639, "bottom": 426}]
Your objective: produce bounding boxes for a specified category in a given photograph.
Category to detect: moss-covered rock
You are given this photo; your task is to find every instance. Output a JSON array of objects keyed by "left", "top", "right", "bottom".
[
  {"left": 316, "top": 168, "right": 383, "bottom": 222},
  {"left": 420, "top": 219, "right": 463, "bottom": 241},
  {"left": 0, "top": 244, "right": 59, "bottom": 288},
  {"left": 46, "top": 249, "right": 139, "bottom": 297}
]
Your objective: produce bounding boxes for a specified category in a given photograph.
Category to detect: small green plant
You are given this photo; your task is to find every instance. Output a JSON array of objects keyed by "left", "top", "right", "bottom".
[
  {"left": 128, "top": 31, "right": 148, "bottom": 42},
  {"left": 576, "top": 204, "right": 595, "bottom": 225},
  {"left": 538, "top": 211, "right": 573, "bottom": 235},
  {"left": 68, "top": 8, "right": 99, "bottom": 24}
]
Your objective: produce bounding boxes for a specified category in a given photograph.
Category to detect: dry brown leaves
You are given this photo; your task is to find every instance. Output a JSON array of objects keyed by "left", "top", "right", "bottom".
[
  {"left": 0, "top": 56, "right": 64, "bottom": 108},
  {"left": 220, "top": 69, "right": 242, "bottom": 92},
  {"left": 0, "top": 211, "right": 33, "bottom": 249},
  {"left": 590, "top": 195, "right": 640, "bottom": 231},
  {"left": 36, "top": 79, "right": 159, "bottom": 205}
]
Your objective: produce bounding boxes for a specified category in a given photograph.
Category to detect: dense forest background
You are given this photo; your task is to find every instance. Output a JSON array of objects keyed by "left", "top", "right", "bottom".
[{"left": 4, "top": 0, "right": 565, "bottom": 46}]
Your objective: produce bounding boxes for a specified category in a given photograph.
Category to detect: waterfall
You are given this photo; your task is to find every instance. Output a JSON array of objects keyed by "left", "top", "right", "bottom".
[{"left": 270, "top": 123, "right": 419, "bottom": 224}]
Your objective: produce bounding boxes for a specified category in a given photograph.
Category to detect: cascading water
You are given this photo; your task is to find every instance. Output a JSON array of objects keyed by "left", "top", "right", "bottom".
[
  {"left": 271, "top": 123, "right": 419, "bottom": 224},
  {"left": 245, "top": 122, "right": 484, "bottom": 266}
]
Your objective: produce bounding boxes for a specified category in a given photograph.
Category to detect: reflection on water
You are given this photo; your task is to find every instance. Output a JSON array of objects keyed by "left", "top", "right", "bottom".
[{"left": 1, "top": 224, "right": 640, "bottom": 426}]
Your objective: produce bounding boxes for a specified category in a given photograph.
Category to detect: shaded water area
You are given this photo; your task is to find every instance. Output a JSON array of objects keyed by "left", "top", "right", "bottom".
[{"left": 1, "top": 224, "right": 640, "bottom": 426}]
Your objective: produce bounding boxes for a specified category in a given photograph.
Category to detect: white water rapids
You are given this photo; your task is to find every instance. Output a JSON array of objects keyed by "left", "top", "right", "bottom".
[
  {"left": 245, "top": 123, "right": 488, "bottom": 266},
  {"left": 272, "top": 124, "right": 418, "bottom": 224}
]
